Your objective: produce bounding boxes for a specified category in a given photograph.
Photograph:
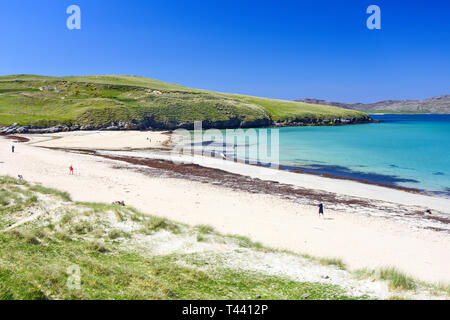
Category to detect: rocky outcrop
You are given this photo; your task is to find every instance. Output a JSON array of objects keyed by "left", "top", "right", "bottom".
[
  {"left": 39, "top": 86, "right": 62, "bottom": 92},
  {"left": 273, "top": 116, "right": 374, "bottom": 127},
  {"left": 0, "top": 116, "right": 373, "bottom": 135},
  {"left": 1, "top": 123, "right": 72, "bottom": 135}
]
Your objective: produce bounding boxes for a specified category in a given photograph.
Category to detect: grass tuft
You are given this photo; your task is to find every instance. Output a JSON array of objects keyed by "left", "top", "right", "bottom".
[
  {"left": 139, "top": 216, "right": 179, "bottom": 235},
  {"left": 87, "top": 240, "right": 110, "bottom": 253},
  {"left": 353, "top": 267, "right": 417, "bottom": 291},
  {"left": 378, "top": 267, "right": 417, "bottom": 291},
  {"left": 228, "top": 234, "right": 264, "bottom": 250},
  {"left": 318, "top": 257, "right": 347, "bottom": 270},
  {"left": 29, "top": 185, "right": 71, "bottom": 201},
  {"left": 108, "top": 229, "right": 131, "bottom": 240},
  {"left": 195, "top": 225, "right": 215, "bottom": 234}
]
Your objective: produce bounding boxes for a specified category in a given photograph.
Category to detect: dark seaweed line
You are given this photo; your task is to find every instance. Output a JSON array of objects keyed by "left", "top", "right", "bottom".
[{"left": 39, "top": 146, "right": 450, "bottom": 234}]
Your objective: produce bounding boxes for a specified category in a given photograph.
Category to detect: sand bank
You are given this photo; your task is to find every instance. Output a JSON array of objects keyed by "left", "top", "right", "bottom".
[{"left": 28, "top": 130, "right": 171, "bottom": 150}]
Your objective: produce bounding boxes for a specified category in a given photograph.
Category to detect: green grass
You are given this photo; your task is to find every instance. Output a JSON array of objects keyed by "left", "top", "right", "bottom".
[
  {"left": 318, "top": 257, "right": 347, "bottom": 270},
  {"left": 195, "top": 224, "right": 215, "bottom": 234},
  {"left": 0, "top": 232, "right": 361, "bottom": 300},
  {"left": 353, "top": 267, "right": 417, "bottom": 291},
  {"left": 223, "top": 93, "right": 369, "bottom": 122},
  {"left": 0, "top": 74, "right": 369, "bottom": 128},
  {"left": 29, "top": 184, "right": 71, "bottom": 202},
  {"left": 378, "top": 268, "right": 417, "bottom": 290},
  {"left": 0, "top": 179, "right": 39, "bottom": 227},
  {"left": 226, "top": 234, "right": 265, "bottom": 250}
]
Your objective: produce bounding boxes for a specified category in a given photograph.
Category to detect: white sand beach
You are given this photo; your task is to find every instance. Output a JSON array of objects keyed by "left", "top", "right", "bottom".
[
  {"left": 28, "top": 130, "right": 172, "bottom": 150},
  {"left": 1, "top": 131, "right": 449, "bottom": 284}
]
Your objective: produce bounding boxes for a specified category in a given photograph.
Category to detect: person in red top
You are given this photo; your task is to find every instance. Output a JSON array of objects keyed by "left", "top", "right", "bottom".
[{"left": 69, "top": 165, "right": 74, "bottom": 175}]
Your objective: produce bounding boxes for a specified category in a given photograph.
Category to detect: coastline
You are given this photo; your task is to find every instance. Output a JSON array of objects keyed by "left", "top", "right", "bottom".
[
  {"left": 0, "top": 116, "right": 375, "bottom": 135},
  {"left": 15, "top": 129, "right": 441, "bottom": 197},
  {"left": 12, "top": 130, "right": 450, "bottom": 214},
  {"left": 1, "top": 131, "right": 449, "bottom": 284}
]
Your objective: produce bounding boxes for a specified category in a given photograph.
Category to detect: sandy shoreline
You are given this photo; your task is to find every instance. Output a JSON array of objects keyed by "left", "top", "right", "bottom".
[{"left": 1, "top": 131, "right": 449, "bottom": 284}]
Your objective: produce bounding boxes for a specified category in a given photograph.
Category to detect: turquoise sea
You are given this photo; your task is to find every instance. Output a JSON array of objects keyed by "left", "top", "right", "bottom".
[{"left": 208, "top": 114, "right": 450, "bottom": 196}]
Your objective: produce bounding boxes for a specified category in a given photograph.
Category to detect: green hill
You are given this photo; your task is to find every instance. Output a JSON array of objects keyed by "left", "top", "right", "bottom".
[{"left": 0, "top": 75, "right": 370, "bottom": 131}]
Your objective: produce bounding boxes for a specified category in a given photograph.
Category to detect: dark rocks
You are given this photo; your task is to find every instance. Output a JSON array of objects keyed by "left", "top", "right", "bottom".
[
  {"left": 16, "top": 126, "right": 30, "bottom": 134},
  {"left": 241, "top": 118, "right": 273, "bottom": 128},
  {"left": 0, "top": 115, "right": 373, "bottom": 135},
  {"left": 1, "top": 123, "right": 20, "bottom": 134},
  {"left": 273, "top": 116, "right": 373, "bottom": 127},
  {"left": 105, "top": 125, "right": 119, "bottom": 131},
  {"left": 2, "top": 124, "right": 72, "bottom": 134},
  {"left": 80, "top": 124, "right": 97, "bottom": 131}
]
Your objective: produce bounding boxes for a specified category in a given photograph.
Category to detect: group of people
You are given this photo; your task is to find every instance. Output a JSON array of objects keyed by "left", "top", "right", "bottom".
[
  {"left": 11, "top": 144, "right": 129, "bottom": 209},
  {"left": 12, "top": 144, "right": 75, "bottom": 180},
  {"left": 11, "top": 144, "right": 129, "bottom": 207}
]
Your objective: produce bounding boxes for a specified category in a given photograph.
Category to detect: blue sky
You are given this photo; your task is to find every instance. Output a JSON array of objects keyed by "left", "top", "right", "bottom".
[{"left": 0, "top": 0, "right": 449, "bottom": 103}]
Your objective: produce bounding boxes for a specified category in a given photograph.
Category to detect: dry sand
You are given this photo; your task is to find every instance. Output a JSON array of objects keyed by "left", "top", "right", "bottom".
[
  {"left": 29, "top": 130, "right": 171, "bottom": 150},
  {"left": 1, "top": 132, "right": 449, "bottom": 284}
]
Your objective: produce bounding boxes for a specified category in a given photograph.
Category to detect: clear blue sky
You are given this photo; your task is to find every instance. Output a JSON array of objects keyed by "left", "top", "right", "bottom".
[{"left": 0, "top": 0, "right": 449, "bottom": 103}]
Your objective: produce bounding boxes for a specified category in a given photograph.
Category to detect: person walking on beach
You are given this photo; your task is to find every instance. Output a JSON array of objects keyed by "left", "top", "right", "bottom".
[
  {"left": 318, "top": 203, "right": 324, "bottom": 218},
  {"left": 11, "top": 145, "right": 15, "bottom": 153},
  {"left": 69, "top": 165, "right": 74, "bottom": 175}
]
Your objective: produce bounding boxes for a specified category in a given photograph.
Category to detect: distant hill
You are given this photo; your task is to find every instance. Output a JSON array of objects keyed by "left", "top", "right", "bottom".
[
  {"left": 295, "top": 95, "right": 450, "bottom": 114},
  {"left": 0, "top": 75, "right": 370, "bottom": 133}
]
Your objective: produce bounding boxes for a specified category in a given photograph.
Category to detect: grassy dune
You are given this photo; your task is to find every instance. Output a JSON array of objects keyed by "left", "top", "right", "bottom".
[
  {"left": 0, "top": 75, "right": 369, "bottom": 128},
  {"left": 0, "top": 176, "right": 447, "bottom": 300},
  {"left": 0, "top": 176, "right": 365, "bottom": 300}
]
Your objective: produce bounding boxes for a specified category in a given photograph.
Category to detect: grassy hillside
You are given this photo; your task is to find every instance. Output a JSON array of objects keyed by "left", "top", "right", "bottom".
[
  {"left": 0, "top": 75, "right": 369, "bottom": 130},
  {"left": 226, "top": 94, "right": 369, "bottom": 122}
]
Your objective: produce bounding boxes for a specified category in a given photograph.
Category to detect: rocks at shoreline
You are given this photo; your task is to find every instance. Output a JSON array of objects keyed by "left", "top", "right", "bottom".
[
  {"left": 0, "top": 117, "right": 373, "bottom": 134},
  {"left": 273, "top": 116, "right": 375, "bottom": 127}
]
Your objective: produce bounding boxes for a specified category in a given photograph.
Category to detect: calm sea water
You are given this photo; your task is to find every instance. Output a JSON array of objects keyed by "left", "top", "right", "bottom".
[{"left": 210, "top": 114, "right": 450, "bottom": 196}]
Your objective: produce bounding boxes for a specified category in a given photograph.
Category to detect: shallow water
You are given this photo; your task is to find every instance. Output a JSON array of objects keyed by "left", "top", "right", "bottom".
[{"left": 206, "top": 114, "right": 450, "bottom": 196}]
